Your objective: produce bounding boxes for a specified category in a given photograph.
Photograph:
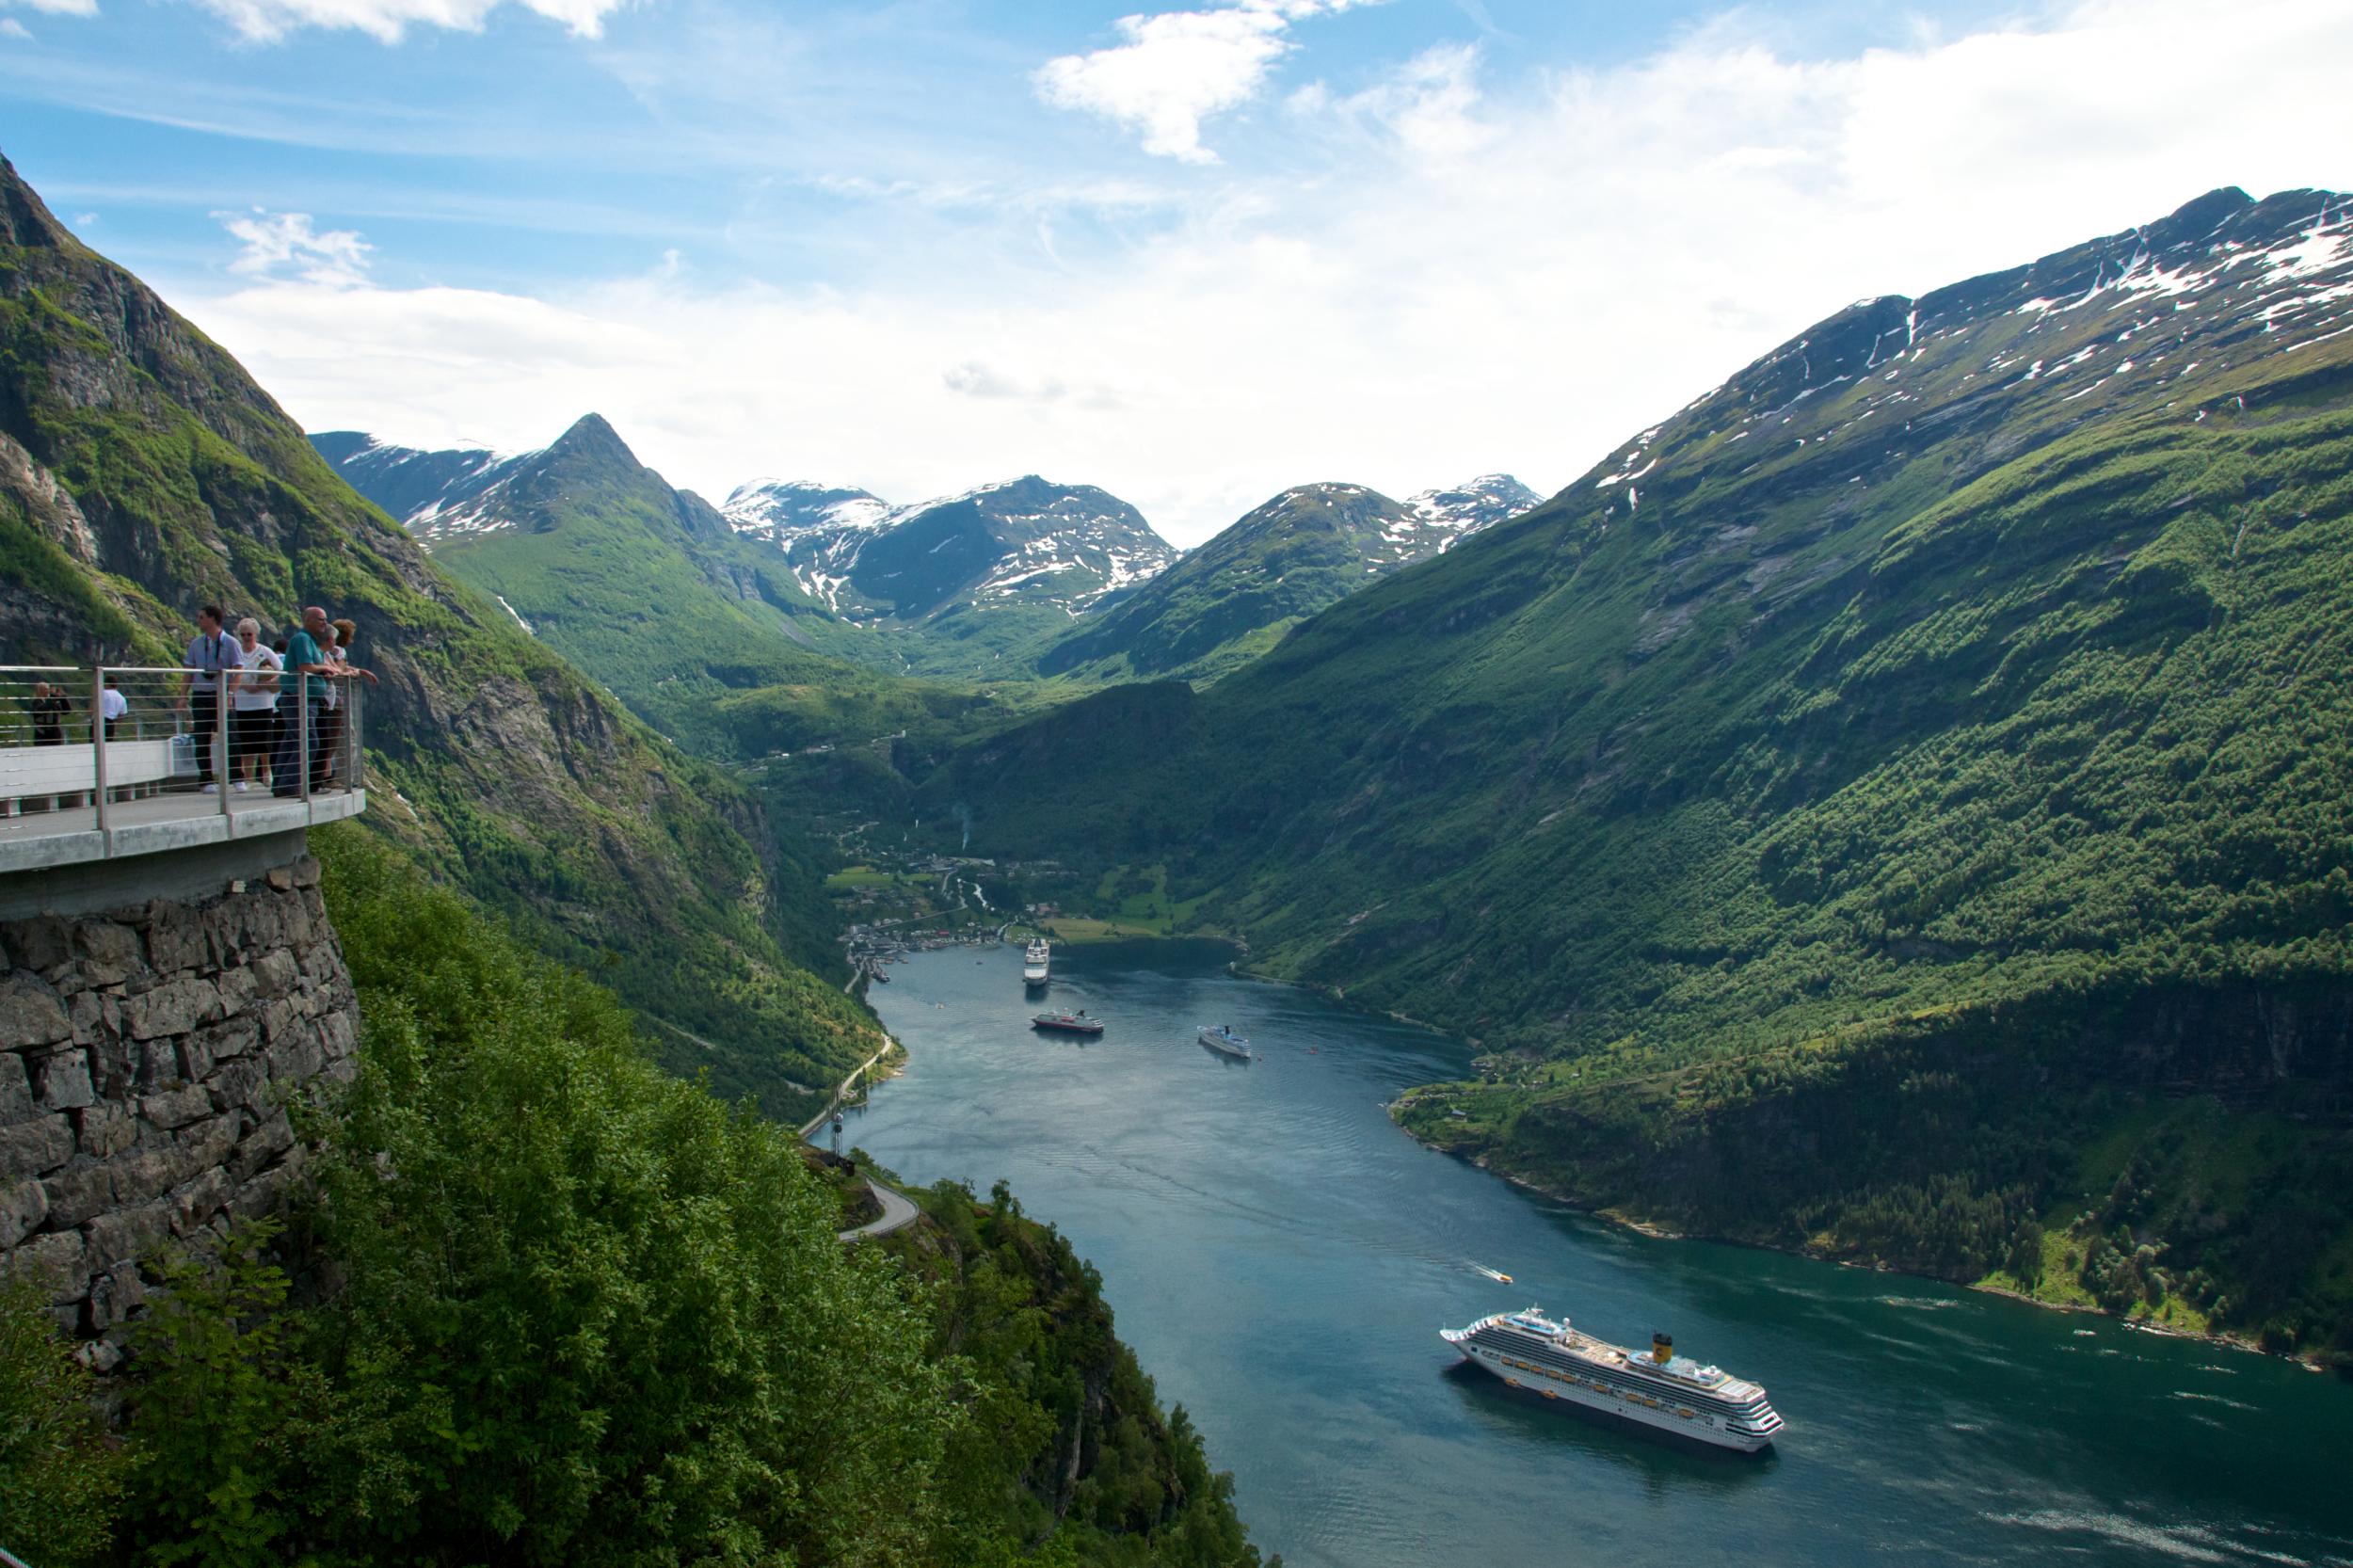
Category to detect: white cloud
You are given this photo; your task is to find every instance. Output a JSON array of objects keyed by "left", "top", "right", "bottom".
[
  {"left": 0, "top": 16, "right": 33, "bottom": 36},
  {"left": 216, "top": 209, "right": 373, "bottom": 287},
  {"left": 1036, "top": 0, "right": 1371, "bottom": 163},
  {"left": 182, "top": 0, "right": 2353, "bottom": 546},
  {"left": 184, "top": 0, "right": 625, "bottom": 44},
  {"left": 2, "top": 0, "right": 95, "bottom": 17}
]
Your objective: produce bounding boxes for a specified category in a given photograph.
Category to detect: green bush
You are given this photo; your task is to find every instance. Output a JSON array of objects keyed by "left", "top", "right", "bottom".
[{"left": 0, "top": 1283, "right": 131, "bottom": 1566}]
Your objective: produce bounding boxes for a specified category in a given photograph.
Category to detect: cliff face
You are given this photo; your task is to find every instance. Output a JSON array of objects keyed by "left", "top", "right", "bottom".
[
  {"left": 1, "top": 856, "right": 356, "bottom": 1348},
  {"left": 0, "top": 158, "right": 879, "bottom": 1112}
]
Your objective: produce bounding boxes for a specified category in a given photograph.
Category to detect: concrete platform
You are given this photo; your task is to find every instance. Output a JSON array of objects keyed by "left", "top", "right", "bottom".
[{"left": 0, "top": 787, "right": 367, "bottom": 877}]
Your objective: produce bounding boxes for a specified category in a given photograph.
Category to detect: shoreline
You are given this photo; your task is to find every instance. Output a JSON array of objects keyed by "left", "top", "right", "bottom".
[{"left": 1418, "top": 1128, "right": 2330, "bottom": 1373}]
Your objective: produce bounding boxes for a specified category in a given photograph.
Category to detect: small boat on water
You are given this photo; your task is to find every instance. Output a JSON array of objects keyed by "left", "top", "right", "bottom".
[
  {"left": 1032, "top": 1010, "right": 1105, "bottom": 1036},
  {"left": 1198, "top": 1024, "right": 1253, "bottom": 1060}
]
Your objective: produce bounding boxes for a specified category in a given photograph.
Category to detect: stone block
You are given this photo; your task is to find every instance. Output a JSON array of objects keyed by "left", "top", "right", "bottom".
[
  {"left": 1, "top": 1176, "right": 46, "bottom": 1246},
  {"left": 249, "top": 950, "right": 300, "bottom": 1000},
  {"left": 71, "top": 1101, "right": 136, "bottom": 1160},
  {"left": 231, "top": 1163, "right": 298, "bottom": 1223},
  {"left": 4, "top": 917, "right": 72, "bottom": 975},
  {"left": 69, "top": 988, "right": 115, "bottom": 1048},
  {"left": 6, "top": 1228, "right": 89, "bottom": 1304},
  {"left": 207, "top": 1058, "right": 270, "bottom": 1115},
  {"left": 84, "top": 1261, "right": 143, "bottom": 1334},
  {"left": 319, "top": 1009, "right": 358, "bottom": 1064},
  {"left": 265, "top": 1032, "right": 325, "bottom": 1088},
  {"left": 296, "top": 943, "right": 340, "bottom": 988},
  {"left": 199, "top": 1015, "right": 261, "bottom": 1064},
  {"left": 108, "top": 1146, "right": 184, "bottom": 1208},
  {"left": 167, "top": 1167, "right": 233, "bottom": 1238},
  {"left": 0, "top": 973, "right": 72, "bottom": 1048},
  {"left": 259, "top": 998, "right": 298, "bottom": 1048},
  {"left": 30, "top": 1047, "right": 95, "bottom": 1112},
  {"left": 124, "top": 976, "right": 222, "bottom": 1042},
  {"left": 292, "top": 855, "right": 322, "bottom": 888},
  {"left": 0, "top": 1114, "right": 73, "bottom": 1179},
  {"left": 215, "top": 964, "right": 260, "bottom": 1016},
  {"left": 139, "top": 1082, "right": 213, "bottom": 1131},
  {"left": 142, "top": 900, "right": 207, "bottom": 973},
  {"left": 229, "top": 1110, "right": 295, "bottom": 1183},
  {"left": 134, "top": 1040, "right": 181, "bottom": 1092},
  {"left": 175, "top": 1113, "right": 239, "bottom": 1175},
  {"left": 39, "top": 1160, "right": 113, "bottom": 1230},
  {"left": 86, "top": 1201, "right": 170, "bottom": 1272},
  {"left": 176, "top": 1032, "right": 215, "bottom": 1084},
  {"left": 72, "top": 920, "right": 145, "bottom": 986},
  {"left": 0, "top": 1051, "right": 30, "bottom": 1121}
]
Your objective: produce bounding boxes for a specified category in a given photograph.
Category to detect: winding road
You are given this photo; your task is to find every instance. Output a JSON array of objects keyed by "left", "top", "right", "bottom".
[{"left": 802, "top": 1039, "right": 922, "bottom": 1241}]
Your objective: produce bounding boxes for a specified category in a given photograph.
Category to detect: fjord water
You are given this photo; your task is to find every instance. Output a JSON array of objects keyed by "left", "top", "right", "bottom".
[{"left": 851, "top": 943, "right": 2351, "bottom": 1568}]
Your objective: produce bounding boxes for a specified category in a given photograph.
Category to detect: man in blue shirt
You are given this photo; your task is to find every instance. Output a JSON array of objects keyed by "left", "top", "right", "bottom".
[
  {"left": 180, "top": 604, "right": 243, "bottom": 791},
  {"left": 271, "top": 606, "right": 335, "bottom": 797}
]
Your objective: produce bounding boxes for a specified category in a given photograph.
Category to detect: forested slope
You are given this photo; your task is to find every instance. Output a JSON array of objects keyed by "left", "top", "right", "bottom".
[
  {"left": 1, "top": 828, "right": 1266, "bottom": 1567},
  {"left": 925, "top": 187, "right": 2353, "bottom": 1353},
  {"left": 0, "top": 157, "right": 876, "bottom": 1116}
]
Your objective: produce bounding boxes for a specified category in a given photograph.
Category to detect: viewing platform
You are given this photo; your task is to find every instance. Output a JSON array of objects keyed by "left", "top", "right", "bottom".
[{"left": 2, "top": 664, "right": 367, "bottom": 918}]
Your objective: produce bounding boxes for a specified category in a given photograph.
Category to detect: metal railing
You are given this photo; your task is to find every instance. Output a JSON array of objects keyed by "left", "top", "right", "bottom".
[{"left": 1, "top": 664, "right": 365, "bottom": 837}]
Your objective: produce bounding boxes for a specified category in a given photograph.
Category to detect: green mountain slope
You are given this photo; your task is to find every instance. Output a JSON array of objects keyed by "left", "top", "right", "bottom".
[
  {"left": 317, "top": 418, "right": 1000, "bottom": 760},
  {"left": 1037, "top": 476, "right": 1536, "bottom": 684},
  {"left": 925, "top": 187, "right": 2353, "bottom": 1354},
  {"left": 0, "top": 156, "right": 878, "bottom": 1117}
]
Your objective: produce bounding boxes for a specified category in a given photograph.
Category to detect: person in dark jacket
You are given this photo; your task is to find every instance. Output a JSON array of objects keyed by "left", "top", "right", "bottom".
[{"left": 27, "top": 681, "right": 70, "bottom": 745}]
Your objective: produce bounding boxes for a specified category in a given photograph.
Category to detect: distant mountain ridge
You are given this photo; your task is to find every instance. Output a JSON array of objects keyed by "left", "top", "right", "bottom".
[
  {"left": 1038, "top": 473, "right": 1540, "bottom": 682},
  {"left": 312, "top": 416, "right": 993, "bottom": 758},
  {"left": 723, "top": 473, "right": 1180, "bottom": 675}
]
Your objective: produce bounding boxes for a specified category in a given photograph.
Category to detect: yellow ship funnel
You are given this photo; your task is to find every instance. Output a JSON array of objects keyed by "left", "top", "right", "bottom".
[{"left": 1652, "top": 1333, "right": 1673, "bottom": 1365}]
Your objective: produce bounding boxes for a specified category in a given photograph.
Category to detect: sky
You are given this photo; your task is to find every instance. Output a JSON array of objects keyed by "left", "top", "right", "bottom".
[{"left": 4, "top": 0, "right": 2351, "bottom": 545}]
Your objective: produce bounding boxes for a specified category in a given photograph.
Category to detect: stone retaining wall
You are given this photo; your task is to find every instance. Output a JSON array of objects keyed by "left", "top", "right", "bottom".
[{"left": 0, "top": 853, "right": 356, "bottom": 1355}]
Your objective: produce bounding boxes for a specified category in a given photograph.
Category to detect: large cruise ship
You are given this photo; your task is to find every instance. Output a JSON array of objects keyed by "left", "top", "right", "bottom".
[
  {"left": 1023, "top": 938, "right": 1050, "bottom": 987},
  {"left": 1442, "top": 1306, "right": 1785, "bottom": 1453}
]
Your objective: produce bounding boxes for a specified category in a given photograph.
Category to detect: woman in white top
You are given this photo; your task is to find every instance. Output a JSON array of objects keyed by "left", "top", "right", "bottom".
[{"left": 232, "top": 617, "right": 282, "bottom": 792}]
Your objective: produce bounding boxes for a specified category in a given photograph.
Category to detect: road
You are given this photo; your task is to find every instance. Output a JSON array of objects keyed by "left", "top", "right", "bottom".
[
  {"left": 800, "top": 1039, "right": 921, "bottom": 1242},
  {"left": 838, "top": 1180, "right": 920, "bottom": 1242}
]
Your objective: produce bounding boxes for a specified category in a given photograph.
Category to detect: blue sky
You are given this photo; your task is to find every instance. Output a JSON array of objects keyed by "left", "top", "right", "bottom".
[{"left": 5, "top": 0, "right": 2351, "bottom": 542}]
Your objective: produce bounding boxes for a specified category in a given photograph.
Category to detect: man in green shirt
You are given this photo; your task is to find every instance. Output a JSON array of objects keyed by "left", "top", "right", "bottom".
[{"left": 271, "top": 606, "right": 336, "bottom": 797}]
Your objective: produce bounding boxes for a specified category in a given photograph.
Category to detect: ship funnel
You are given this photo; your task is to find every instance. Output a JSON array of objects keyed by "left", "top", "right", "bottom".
[{"left": 1652, "top": 1332, "right": 1673, "bottom": 1365}]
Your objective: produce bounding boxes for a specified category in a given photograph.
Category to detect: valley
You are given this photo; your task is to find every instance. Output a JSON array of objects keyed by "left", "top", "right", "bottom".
[{"left": 8, "top": 118, "right": 2353, "bottom": 1568}]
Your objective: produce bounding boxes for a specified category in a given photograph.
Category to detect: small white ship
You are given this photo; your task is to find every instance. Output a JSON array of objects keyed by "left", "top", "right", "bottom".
[
  {"left": 1197, "top": 1024, "right": 1253, "bottom": 1060},
  {"left": 1023, "top": 938, "right": 1050, "bottom": 987},
  {"left": 1441, "top": 1306, "right": 1784, "bottom": 1453}
]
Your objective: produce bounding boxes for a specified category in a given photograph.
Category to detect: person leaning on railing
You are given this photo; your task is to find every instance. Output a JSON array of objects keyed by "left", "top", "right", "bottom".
[
  {"left": 101, "top": 674, "right": 126, "bottom": 740},
  {"left": 318, "top": 617, "right": 378, "bottom": 790},
  {"left": 180, "top": 603, "right": 243, "bottom": 792},
  {"left": 271, "top": 606, "right": 336, "bottom": 798},
  {"left": 232, "top": 616, "right": 281, "bottom": 792},
  {"left": 26, "top": 680, "right": 71, "bottom": 746}
]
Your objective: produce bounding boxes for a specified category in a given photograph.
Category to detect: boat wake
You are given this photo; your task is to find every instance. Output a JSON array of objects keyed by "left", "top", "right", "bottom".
[{"left": 1471, "top": 1264, "right": 1514, "bottom": 1284}]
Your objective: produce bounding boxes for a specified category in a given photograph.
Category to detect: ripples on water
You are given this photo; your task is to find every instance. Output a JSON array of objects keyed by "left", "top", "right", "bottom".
[{"left": 848, "top": 942, "right": 2353, "bottom": 1568}]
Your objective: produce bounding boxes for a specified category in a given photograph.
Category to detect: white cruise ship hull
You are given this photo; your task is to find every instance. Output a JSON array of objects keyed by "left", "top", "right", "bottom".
[{"left": 1445, "top": 1334, "right": 1783, "bottom": 1454}]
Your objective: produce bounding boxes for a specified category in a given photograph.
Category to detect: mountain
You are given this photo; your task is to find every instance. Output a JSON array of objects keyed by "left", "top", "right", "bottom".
[
  {"left": 0, "top": 156, "right": 881, "bottom": 1116},
  {"left": 721, "top": 477, "right": 892, "bottom": 544},
  {"left": 313, "top": 420, "right": 995, "bottom": 758},
  {"left": 1037, "top": 474, "right": 1540, "bottom": 683},
  {"left": 308, "top": 429, "right": 519, "bottom": 533},
  {"left": 722, "top": 473, "right": 1178, "bottom": 675},
  {"left": 922, "top": 187, "right": 2353, "bottom": 1354}
]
